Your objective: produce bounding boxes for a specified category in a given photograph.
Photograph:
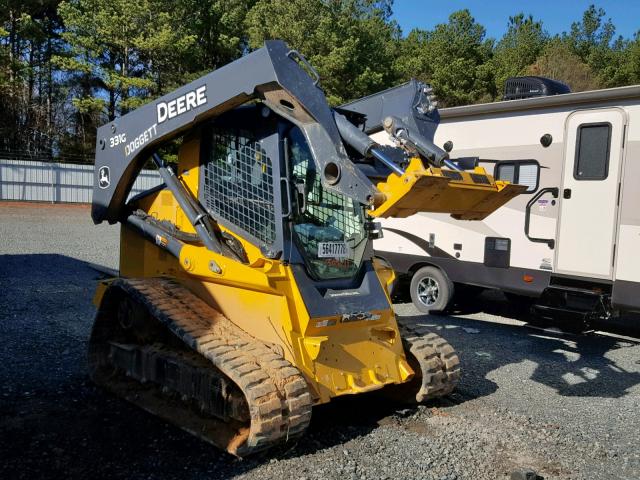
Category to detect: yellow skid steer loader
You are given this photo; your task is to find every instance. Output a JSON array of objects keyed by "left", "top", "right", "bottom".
[{"left": 89, "top": 40, "right": 524, "bottom": 456}]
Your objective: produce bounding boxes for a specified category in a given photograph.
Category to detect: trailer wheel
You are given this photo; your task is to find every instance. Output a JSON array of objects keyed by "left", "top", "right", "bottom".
[{"left": 410, "top": 266, "right": 454, "bottom": 314}]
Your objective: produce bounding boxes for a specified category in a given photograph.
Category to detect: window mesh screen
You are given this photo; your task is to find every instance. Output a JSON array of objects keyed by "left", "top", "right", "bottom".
[{"left": 202, "top": 129, "right": 276, "bottom": 244}]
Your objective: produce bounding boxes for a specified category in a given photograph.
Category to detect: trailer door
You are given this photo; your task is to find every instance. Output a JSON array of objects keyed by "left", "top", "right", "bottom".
[{"left": 555, "top": 108, "right": 626, "bottom": 278}]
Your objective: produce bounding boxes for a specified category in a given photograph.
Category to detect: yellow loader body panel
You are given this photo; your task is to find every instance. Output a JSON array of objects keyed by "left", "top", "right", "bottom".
[{"left": 108, "top": 137, "right": 411, "bottom": 404}]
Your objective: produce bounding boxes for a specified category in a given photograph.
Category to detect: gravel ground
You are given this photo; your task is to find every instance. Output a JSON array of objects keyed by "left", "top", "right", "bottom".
[
  {"left": 0, "top": 202, "right": 120, "bottom": 270},
  {"left": 1, "top": 203, "right": 639, "bottom": 480}
]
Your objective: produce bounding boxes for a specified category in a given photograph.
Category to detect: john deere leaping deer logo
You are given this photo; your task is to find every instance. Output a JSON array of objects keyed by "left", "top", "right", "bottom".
[{"left": 98, "top": 166, "right": 110, "bottom": 189}]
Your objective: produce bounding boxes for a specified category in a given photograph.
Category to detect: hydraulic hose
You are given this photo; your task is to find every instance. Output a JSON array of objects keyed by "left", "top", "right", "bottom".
[
  {"left": 151, "top": 153, "right": 224, "bottom": 256},
  {"left": 382, "top": 116, "right": 453, "bottom": 169}
]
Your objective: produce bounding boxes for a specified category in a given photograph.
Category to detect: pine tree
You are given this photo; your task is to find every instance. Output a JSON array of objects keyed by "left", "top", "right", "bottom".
[
  {"left": 396, "top": 10, "right": 495, "bottom": 106},
  {"left": 245, "top": 0, "right": 401, "bottom": 105},
  {"left": 492, "top": 14, "right": 548, "bottom": 96}
]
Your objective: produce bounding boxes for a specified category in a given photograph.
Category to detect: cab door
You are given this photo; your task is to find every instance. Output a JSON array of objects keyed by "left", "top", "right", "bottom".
[{"left": 555, "top": 108, "right": 626, "bottom": 278}]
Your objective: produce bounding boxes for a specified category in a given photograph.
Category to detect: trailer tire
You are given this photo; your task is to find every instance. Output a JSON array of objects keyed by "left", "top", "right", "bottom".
[{"left": 410, "top": 266, "right": 453, "bottom": 314}]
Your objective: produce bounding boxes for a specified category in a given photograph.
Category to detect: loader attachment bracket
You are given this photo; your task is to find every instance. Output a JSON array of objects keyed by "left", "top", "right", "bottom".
[{"left": 370, "top": 158, "right": 527, "bottom": 219}]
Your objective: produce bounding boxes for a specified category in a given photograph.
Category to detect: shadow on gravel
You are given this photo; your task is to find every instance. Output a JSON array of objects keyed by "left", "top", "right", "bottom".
[
  {"left": 3, "top": 254, "right": 639, "bottom": 479},
  {"left": 399, "top": 296, "right": 640, "bottom": 402},
  {"left": 0, "top": 254, "right": 433, "bottom": 479}
]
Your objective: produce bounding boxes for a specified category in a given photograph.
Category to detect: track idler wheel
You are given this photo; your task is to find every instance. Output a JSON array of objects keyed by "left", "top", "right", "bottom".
[{"left": 386, "top": 317, "right": 460, "bottom": 403}]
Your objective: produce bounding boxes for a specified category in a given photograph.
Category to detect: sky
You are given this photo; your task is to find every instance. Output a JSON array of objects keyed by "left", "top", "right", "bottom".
[{"left": 392, "top": 0, "right": 640, "bottom": 40}]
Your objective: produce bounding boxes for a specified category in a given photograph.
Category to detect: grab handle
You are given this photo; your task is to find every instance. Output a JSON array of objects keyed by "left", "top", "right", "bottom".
[
  {"left": 287, "top": 49, "right": 321, "bottom": 86},
  {"left": 525, "top": 187, "right": 558, "bottom": 249}
]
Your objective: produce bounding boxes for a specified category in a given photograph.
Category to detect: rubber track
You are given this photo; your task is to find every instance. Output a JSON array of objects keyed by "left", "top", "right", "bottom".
[
  {"left": 396, "top": 317, "right": 461, "bottom": 401},
  {"left": 99, "top": 278, "right": 312, "bottom": 456}
]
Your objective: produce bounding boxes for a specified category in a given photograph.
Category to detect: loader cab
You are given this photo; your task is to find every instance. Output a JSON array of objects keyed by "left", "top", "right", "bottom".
[{"left": 198, "top": 105, "right": 376, "bottom": 288}]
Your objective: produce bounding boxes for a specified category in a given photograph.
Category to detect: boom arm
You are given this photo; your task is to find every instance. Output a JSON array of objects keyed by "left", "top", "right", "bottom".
[
  {"left": 340, "top": 79, "right": 449, "bottom": 166},
  {"left": 92, "top": 40, "right": 376, "bottom": 224}
]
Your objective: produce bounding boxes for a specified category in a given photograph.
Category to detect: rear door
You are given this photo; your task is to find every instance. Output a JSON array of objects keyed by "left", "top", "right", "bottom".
[{"left": 555, "top": 108, "right": 626, "bottom": 278}]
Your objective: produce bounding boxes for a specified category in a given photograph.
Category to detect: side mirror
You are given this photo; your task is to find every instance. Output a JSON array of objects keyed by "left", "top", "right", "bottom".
[
  {"left": 365, "top": 221, "right": 383, "bottom": 240},
  {"left": 295, "top": 179, "right": 306, "bottom": 214}
]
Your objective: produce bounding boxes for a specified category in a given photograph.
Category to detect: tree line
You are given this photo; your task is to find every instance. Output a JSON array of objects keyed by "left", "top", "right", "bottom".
[{"left": 2, "top": 0, "right": 639, "bottom": 162}]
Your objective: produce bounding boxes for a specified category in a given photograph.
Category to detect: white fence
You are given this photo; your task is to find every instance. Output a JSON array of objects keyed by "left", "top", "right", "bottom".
[{"left": 0, "top": 159, "right": 163, "bottom": 203}]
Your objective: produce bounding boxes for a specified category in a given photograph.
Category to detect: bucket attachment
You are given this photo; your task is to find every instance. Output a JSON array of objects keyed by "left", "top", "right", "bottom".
[{"left": 371, "top": 158, "right": 527, "bottom": 220}]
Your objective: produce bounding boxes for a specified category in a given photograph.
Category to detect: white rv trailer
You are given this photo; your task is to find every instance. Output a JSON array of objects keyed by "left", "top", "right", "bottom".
[{"left": 354, "top": 82, "right": 640, "bottom": 320}]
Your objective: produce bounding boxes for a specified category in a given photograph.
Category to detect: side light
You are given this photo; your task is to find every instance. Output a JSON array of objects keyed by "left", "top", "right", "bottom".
[{"left": 315, "top": 319, "right": 337, "bottom": 328}]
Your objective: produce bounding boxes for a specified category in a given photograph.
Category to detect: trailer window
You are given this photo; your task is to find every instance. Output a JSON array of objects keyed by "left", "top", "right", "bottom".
[
  {"left": 494, "top": 161, "right": 539, "bottom": 193},
  {"left": 496, "top": 164, "right": 515, "bottom": 183},
  {"left": 574, "top": 123, "right": 611, "bottom": 180}
]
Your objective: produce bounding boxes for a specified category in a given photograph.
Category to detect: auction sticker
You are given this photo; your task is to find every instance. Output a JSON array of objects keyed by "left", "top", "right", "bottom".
[{"left": 318, "top": 242, "right": 349, "bottom": 258}]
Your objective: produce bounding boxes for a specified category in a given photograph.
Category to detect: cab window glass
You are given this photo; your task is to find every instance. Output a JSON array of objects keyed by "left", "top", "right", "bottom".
[{"left": 288, "top": 127, "right": 367, "bottom": 280}]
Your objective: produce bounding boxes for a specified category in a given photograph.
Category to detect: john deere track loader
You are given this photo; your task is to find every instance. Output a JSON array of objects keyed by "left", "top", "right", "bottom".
[{"left": 89, "top": 40, "right": 524, "bottom": 456}]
